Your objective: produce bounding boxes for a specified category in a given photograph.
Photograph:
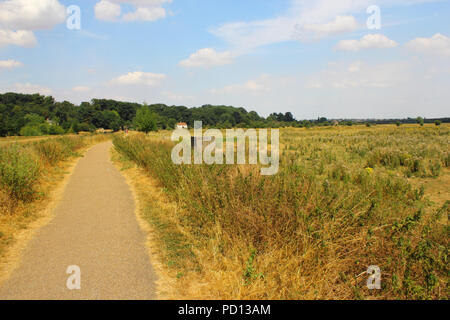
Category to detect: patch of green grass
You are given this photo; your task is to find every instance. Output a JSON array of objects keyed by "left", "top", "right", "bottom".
[{"left": 0, "top": 144, "right": 41, "bottom": 202}]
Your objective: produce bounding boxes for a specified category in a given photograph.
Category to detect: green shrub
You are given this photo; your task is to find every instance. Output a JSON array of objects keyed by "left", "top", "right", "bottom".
[
  {"left": 78, "top": 122, "right": 94, "bottom": 132},
  {"left": 0, "top": 145, "right": 41, "bottom": 201},
  {"left": 39, "top": 123, "right": 51, "bottom": 135},
  {"left": 48, "top": 125, "right": 65, "bottom": 135},
  {"left": 20, "top": 125, "right": 42, "bottom": 137}
]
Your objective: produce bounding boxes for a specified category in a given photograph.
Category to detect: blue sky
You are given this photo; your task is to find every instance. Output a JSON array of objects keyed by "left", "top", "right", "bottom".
[{"left": 0, "top": 0, "right": 449, "bottom": 119}]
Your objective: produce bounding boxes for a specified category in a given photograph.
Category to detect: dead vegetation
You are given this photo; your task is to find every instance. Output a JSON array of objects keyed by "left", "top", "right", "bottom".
[{"left": 113, "top": 125, "right": 449, "bottom": 300}]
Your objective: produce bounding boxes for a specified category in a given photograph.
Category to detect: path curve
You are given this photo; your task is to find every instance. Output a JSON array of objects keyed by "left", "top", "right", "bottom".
[{"left": 0, "top": 141, "right": 157, "bottom": 300}]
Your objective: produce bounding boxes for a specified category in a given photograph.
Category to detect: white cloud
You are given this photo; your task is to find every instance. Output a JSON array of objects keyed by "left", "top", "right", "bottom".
[
  {"left": 0, "top": 59, "right": 23, "bottom": 69},
  {"left": 110, "top": 71, "right": 167, "bottom": 86},
  {"left": 211, "top": 74, "right": 272, "bottom": 95},
  {"left": 160, "top": 91, "right": 195, "bottom": 103},
  {"left": 123, "top": 6, "right": 166, "bottom": 21},
  {"left": 211, "top": 16, "right": 295, "bottom": 54},
  {"left": 179, "top": 48, "right": 233, "bottom": 68},
  {"left": 294, "top": 16, "right": 359, "bottom": 41},
  {"left": 304, "top": 81, "right": 322, "bottom": 89},
  {"left": 8, "top": 83, "right": 52, "bottom": 95},
  {"left": 0, "top": 29, "right": 37, "bottom": 48},
  {"left": 335, "top": 34, "right": 398, "bottom": 51},
  {"left": 0, "top": 0, "right": 66, "bottom": 30},
  {"left": 211, "top": 0, "right": 436, "bottom": 53},
  {"left": 348, "top": 61, "right": 362, "bottom": 73},
  {"left": 406, "top": 33, "right": 450, "bottom": 57},
  {"left": 95, "top": 0, "right": 122, "bottom": 22},
  {"left": 305, "top": 61, "right": 409, "bottom": 89},
  {"left": 72, "top": 86, "right": 90, "bottom": 92},
  {"left": 0, "top": 0, "right": 66, "bottom": 48},
  {"left": 94, "top": 0, "right": 171, "bottom": 22},
  {"left": 199, "top": 54, "right": 449, "bottom": 119},
  {"left": 109, "top": 0, "right": 171, "bottom": 6}
]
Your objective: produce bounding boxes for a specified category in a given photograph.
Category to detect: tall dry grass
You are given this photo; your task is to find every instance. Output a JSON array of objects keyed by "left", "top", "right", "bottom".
[
  {"left": 114, "top": 125, "right": 449, "bottom": 300},
  {"left": 0, "top": 135, "right": 108, "bottom": 206}
]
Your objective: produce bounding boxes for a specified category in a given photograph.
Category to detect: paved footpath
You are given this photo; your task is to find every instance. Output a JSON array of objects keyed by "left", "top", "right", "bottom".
[{"left": 0, "top": 141, "right": 157, "bottom": 299}]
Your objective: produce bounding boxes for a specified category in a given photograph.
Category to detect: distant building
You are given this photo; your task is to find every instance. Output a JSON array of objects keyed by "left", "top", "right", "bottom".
[
  {"left": 331, "top": 120, "right": 339, "bottom": 126},
  {"left": 176, "top": 122, "right": 188, "bottom": 129}
]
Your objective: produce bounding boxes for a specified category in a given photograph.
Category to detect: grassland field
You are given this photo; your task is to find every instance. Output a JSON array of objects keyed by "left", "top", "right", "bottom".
[
  {"left": 113, "top": 124, "right": 449, "bottom": 300},
  {"left": 0, "top": 124, "right": 448, "bottom": 300}
]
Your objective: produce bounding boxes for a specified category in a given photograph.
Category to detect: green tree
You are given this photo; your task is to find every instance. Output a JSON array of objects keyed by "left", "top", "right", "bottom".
[
  {"left": 134, "top": 106, "right": 158, "bottom": 133},
  {"left": 435, "top": 120, "right": 442, "bottom": 126},
  {"left": 284, "top": 112, "right": 295, "bottom": 122},
  {"left": 417, "top": 117, "right": 424, "bottom": 126},
  {"left": 167, "top": 118, "right": 177, "bottom": 130},
  {"left": 39, "top": 123, "right": 51, "bottom": 134},
  {"left": 78, "top": 122, "right": 94, "bottom": 132},
  {"left": 24, "top": 113, "right": 45, "bottom": 126},
  {"left": 48, "top": 125, "right": 65, "bottom": 135}
]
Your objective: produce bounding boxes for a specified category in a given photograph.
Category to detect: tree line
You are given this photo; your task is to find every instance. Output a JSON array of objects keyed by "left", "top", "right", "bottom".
[
  {"left": 0, "top": 92, "right": 448, "bottom": 137},
  {"left": 0, "top": 93, "right": 299, "bottom": 136}
]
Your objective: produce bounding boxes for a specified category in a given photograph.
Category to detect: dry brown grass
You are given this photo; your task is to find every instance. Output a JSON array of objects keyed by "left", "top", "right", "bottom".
[{"left": 113, "top": 125, "right": 449, "bottom": 300}]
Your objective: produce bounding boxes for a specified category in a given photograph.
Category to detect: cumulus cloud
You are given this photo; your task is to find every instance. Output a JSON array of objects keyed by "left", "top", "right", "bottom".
[
  {"left": 0, "top": 0, "right": 66, "bottom": 30},
  {"left": 0, "top": 0, "right": 66, "bottom": 48},
  {"left": 406, "top": 33, "right": 450, "bottom": 57},
  {"left": 0, "top": 29, "right": 37, "bottom": 48},
  {"left": 211, "top": 0, "right": 436, "bottom": 52},
  {"left": 110, "top": 71, "right": 167, "bottom": 86},
  {"left": 179, "top": 48, "right": 233, "bottom": 68},
  {"left": 94, "top": 0, "right": 171, "bottom": 22},
  {"left": 94, "top": 0, "right": 122, "bottom": 22},
  {"left": 123, "top": 6, "right": 166, "bottom": 21},
  {"left": 0, "top": 59, "right": 23, "bottom": 69},
  {"left": 335, "top": 34, "right": 398, "bottom": 51}
]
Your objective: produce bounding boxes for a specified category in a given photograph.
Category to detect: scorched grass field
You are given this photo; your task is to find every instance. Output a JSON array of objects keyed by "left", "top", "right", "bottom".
[{"left": 114, "top": 124, "right": 449, "bottom": 300}]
